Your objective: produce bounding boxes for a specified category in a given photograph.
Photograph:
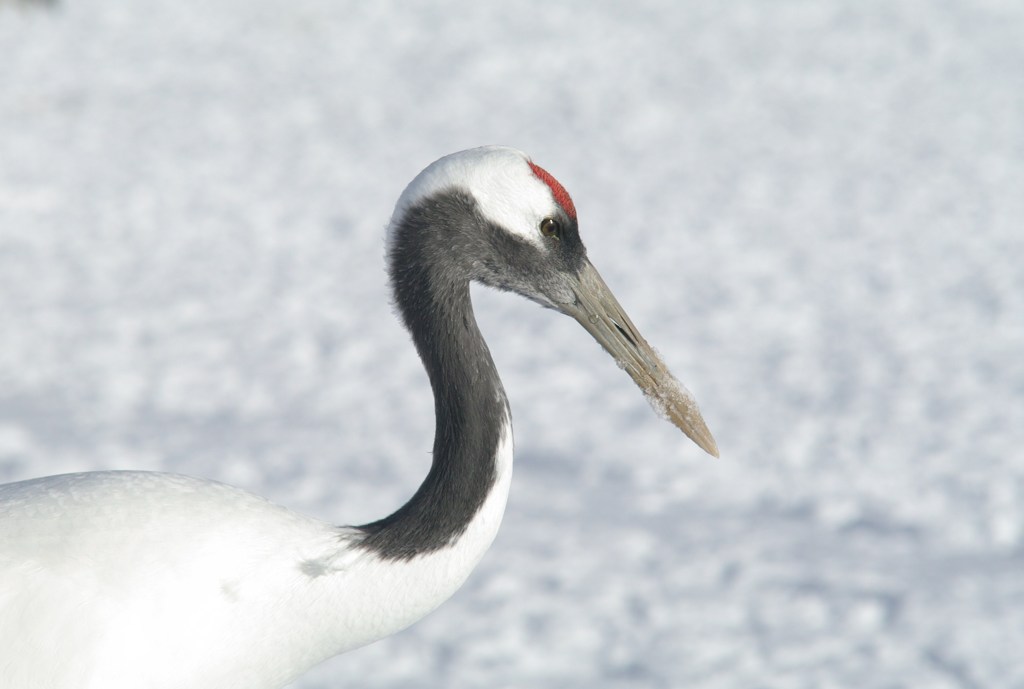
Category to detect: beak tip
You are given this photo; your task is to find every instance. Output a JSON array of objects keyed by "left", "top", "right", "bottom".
[{"left": 686, "top": 423, "right": 719, "bottom": 459}]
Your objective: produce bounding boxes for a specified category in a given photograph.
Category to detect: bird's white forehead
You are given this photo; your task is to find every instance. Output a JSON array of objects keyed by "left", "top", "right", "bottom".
[{"left": 387, "top": 146, "right": 560, "bottom": 249}]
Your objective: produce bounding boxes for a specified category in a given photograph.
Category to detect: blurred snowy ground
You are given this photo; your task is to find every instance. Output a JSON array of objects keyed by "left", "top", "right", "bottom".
[{"left": 2, "top": 1, "right": 1023, "bottom": 687}]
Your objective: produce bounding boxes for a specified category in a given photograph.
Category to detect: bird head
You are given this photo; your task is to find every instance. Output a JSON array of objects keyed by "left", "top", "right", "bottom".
[{"left": 387, "top": 146, "right": 718, "bottom": 457}]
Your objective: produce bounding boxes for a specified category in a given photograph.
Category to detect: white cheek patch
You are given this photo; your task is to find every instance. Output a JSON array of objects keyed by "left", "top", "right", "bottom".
[
  {"left": 387, "top": 146, "right": 559, "bottom": 252},
  {"left": 470, "top": 160, "right": 554, "bottom": 249}
]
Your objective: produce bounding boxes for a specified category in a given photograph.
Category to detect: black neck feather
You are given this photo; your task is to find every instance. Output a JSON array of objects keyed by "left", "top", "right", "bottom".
[{"left": 357, "top": 193, "right": 509, "bottom": 560}]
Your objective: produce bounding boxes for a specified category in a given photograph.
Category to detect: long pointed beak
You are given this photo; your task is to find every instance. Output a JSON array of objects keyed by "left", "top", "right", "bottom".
[{"left": 561, "top": 260, "right": 719, "bottom": 457}]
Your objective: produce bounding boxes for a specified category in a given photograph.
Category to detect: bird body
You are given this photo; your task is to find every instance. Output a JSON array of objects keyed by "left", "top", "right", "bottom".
[
  {"left": 2, "top": 448, "right": 512, "bottom": 688},
  {"left": 0, "top": 146, "right": 715, "bottom": 688}
]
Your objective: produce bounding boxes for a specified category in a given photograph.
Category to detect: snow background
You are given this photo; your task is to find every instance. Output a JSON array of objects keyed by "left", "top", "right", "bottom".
[{"left": 2, "top": 1, "right": 1023, "bottom": 687}]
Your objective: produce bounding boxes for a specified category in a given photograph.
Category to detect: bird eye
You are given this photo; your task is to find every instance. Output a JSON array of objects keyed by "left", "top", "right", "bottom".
[{"left": 540, "top": 217, "right": 560, "bottom": 239}]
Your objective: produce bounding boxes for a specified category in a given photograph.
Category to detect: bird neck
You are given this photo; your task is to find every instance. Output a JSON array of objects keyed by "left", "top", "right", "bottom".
[{"left": 358, "top": 212, "right": 512, "bottom": 560}]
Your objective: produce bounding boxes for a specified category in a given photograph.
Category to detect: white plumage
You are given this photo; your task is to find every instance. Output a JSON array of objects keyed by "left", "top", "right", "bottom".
[{"left": 1, "top": 427, "right": 513, "bottom": 688}]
